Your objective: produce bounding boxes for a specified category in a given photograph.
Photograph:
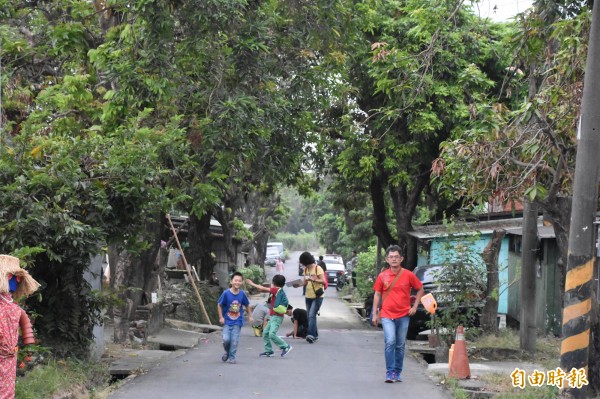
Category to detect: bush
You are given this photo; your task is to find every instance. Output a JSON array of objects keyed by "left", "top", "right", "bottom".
[
  {"left": 427, "top": 239, "right": 486, "bottom": 345},
  {"left": 238, "top": 265, "right": 264, "bottom": 284},
  {"left": 354, "top": 245, "right": 380, "bottom": 299}
]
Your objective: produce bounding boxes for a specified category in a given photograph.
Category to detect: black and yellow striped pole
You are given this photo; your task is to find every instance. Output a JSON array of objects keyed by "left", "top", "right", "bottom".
[{"left": 560, "top": 3, "right": 600, "bottom": 397}]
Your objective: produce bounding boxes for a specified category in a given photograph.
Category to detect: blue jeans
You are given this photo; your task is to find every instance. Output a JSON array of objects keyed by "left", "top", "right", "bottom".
[
  {"left": 381, "top": 316, "right": 409, "bottom": 374},
  {"left": 305, "top": 297, "right": 323, "bottom": 338},
  {"left": 222, "top": 324, "right": 241, "bottom": 360}
]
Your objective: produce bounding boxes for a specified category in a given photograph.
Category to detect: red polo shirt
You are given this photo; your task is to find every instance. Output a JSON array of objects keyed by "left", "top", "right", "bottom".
[{"left": 373, "top": 268, "right": 422, "bottom": 319}]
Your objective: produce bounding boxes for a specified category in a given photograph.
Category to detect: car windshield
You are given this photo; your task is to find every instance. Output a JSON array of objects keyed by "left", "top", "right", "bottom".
[
  {"left": 323, "top": 254, "right": 344, "bottom": 264},
  {"left": 266, "top": 248, "right": 279, "bottom": 258},
  {"left": 324, "top": 261, "right": 344, "bottom": 271},
  {"left": 415, "top": 266, "right": 443, "bottom": 282}
]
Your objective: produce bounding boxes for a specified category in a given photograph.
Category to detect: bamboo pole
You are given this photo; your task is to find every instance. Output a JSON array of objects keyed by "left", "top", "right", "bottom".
[{"left": 166, "top": 214, "right": 212, "bottom": 325}]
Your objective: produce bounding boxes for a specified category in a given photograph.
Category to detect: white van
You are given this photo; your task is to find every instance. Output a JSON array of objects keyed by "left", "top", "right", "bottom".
[{"left": 267, "top": 242, "right": 285, "bottom": 259}]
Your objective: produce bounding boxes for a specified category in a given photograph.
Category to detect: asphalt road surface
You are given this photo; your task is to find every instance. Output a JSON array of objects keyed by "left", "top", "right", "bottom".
[{"left": 109, "top": 251, "right": 450, "bottom": 399}]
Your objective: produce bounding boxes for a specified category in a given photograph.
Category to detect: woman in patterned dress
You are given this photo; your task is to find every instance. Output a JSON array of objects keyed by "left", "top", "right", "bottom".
[{"left": 0, "top": 255, "right": 40, "bottom": 399}]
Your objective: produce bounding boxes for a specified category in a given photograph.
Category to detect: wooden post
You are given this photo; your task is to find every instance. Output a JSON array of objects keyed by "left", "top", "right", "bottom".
[
  {"left": 166, "top": 214, "right": 212, "bottom": 325},
  {"left": 520, "top": 200, "right": 537, "bottom": 353}
]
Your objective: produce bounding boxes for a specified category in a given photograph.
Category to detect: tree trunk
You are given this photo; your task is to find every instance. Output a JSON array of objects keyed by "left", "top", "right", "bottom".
[
  {"left": 370, "top": 174, "right": 395, "bottom": 249},
  {"left": 214, "top": 206, "right": 236, "bottom": 265},
  {"left": 238, "top": 190, "right": 281, "bottom": 266},
  {"left": 543, "top": 194, "right": 571, "bottom": 294},
  {"left": 109, "top": 246, "right": 136, "bottom": 343},
  {"left": 188, "top": 213, "right": 215, "bottom": 281},
  {"left": 481, "top": 229, "right": 506, "bottom": 333},
  {"left": 109, "top": 218, "right": 163, "bottom": 343}
]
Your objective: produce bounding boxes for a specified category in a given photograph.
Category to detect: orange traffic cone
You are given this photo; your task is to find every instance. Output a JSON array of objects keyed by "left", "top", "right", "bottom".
[
  {"left": 448, "top": 344, "right": 455, "bottom": 369},
  {"left": 448, "top": 325, "right": 470, "bottom": 379}
]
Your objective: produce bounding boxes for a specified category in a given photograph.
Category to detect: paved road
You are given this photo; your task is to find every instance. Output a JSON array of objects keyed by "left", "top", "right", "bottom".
[{"left": 109, "top": 251, "right": 450, "bottom": 399}]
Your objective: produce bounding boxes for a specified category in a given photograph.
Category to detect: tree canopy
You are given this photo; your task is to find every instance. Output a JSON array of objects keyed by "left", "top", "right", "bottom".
[{"left": 0, "top": 0, "right": 594, "bottom": 360}]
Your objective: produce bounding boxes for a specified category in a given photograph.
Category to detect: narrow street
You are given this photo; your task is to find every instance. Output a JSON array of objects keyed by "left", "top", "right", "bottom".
[{"left": 108, "top": 251, "right": 450, "bottom": 399}]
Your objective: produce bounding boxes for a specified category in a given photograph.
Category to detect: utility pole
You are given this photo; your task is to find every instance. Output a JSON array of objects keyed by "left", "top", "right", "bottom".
[
  {"left": 559, "top": 3, "right": 600, "bottom": 397},
  {"left": 520, "top": 200, "right": 537, "bottom": 353}
]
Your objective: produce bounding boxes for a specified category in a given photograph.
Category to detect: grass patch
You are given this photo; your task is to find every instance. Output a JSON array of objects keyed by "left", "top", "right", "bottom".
[
  {"left": 472, "top": 329, "right": 560, "bottom": 369},
  {"left": 481, "top": 373, "right": 559, "bottom": 398},
  {"left": 468, "top": 329, "right": 560, "bottom": 398},
  {"left": 446, "top": 377, "right": 470, "bottom": 399},
  {"left": 472, "top": 328, "right": 520, "bottom": 348},
  {"left": 496, "top": 385, "right": 559, "bottom": 398},
  {"left": 15, "top": 358, "right": 108, "bottom": 399}
]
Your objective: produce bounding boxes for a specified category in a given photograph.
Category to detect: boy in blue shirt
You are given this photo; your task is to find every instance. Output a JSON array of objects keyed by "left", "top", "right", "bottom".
[
  {"left": 217, "top": 272, "right": 252, "bottom": 364},
  {"left": 246, "top": 275, "right": 293, "bottom": 357}
]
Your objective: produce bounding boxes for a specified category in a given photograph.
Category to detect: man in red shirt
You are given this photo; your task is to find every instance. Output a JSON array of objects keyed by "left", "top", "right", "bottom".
[{"left": 372, "top": 245, "right": 424, "bottom": 383}]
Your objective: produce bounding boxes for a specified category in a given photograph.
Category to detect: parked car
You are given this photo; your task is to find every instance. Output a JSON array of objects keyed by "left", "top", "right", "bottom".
[
  {"left": 267, "top": 242, "right": 286, "bottom": 260},
  {"left": 322, "top": 254, "right": 345, "bottom": 285},
  {"left": 264, "top": 246, "right": 281, "bottom": 267},
  {"left": 408, "top": 264, "right": 485, "bottom": 339},
  {"left": 323, "top": 254, "right": 344, "bottom": 266}
]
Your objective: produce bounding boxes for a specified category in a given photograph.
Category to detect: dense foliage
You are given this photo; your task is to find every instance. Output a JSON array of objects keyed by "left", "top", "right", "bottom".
[{"left": 1, "top": 0, "right": 594, "bottom": 371}]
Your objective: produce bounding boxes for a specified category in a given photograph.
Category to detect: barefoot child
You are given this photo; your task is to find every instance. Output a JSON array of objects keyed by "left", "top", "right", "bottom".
[
  {"left": 245, "top": 275, "right": 293, "bottom": 357},
  {"left": 217, "top": 272, "right": 252, "bottom": 364}
]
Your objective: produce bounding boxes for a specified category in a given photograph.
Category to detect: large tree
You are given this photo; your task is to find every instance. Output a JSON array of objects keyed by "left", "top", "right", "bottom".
[
  {"left": 435, "top": 4, "right": 590, "bottom": 284},
  {"left": 328, "top": 0, "right": 511, "bottom": 267},
  {"left": 0, "top": 0, "right": 352, "bottom": 350}
]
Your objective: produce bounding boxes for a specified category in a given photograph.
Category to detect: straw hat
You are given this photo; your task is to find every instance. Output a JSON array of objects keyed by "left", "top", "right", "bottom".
[{"left": 0, "top": 255, "right": 41, "bottom": 298}]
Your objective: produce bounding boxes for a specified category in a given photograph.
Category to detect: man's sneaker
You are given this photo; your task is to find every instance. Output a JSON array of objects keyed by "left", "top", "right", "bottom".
[
  {"left": 281, "top": 345, "right": 293, "bottom": 357},
  {"left": 221, "top": 353, "right": 228, "bottom": 362},
  {"left": 306, "top": 335, "right": 315, "bottom": 344},
  {"left": 227, "top": 358, "right": 237, "bottom": 364},
  {"left": 385, "top": 371, "right": 394, "bottom": 383},
  {"left": 259, "top": 351, "right": 274, "bottom": 357},
  {"left": 394, "top": 372, "right": 403, "bottom": 382},
  {"left": 313, "top": 336, "right": 319, "bottom": 342}
]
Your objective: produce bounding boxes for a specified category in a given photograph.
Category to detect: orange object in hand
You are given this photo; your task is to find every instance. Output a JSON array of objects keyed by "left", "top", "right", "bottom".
[{"left": 420, "top": 293, "right": 438, "bottom": 314}]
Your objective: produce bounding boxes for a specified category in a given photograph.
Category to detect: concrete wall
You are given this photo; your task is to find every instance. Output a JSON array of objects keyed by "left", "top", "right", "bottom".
[
  {"left": 540, "top": 241, "right": 562, "bottom": 335},
  {"left": 427, "top": 235, "right": 510, "bottom": 314},
  {"left": 507, "top": 238, "right": 562, "bottom": 335},
  {"left": 507, "top": 251, "right": 521, "bottom": 323}
]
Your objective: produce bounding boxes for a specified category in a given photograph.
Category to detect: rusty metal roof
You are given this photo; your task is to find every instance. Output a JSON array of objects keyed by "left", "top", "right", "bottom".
[{"left": 408, "top": 216, "right": 554, "bottom": 239}]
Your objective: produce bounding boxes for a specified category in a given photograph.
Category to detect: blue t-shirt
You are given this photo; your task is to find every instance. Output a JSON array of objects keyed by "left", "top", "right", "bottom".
[{"left": 218, "top": 289, "right": 250, "bottom": 326}]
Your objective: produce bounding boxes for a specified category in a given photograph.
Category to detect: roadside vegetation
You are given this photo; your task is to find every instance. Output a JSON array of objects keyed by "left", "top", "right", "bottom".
[
  {"left": 426, "top": 329, "right": 560, "bottom": 398},
  {"left": 464, "top": 329, "right": 559, "bottom": 398},
  {"left": 15, "top": 358, "right": 108, "bottom": 399}
]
